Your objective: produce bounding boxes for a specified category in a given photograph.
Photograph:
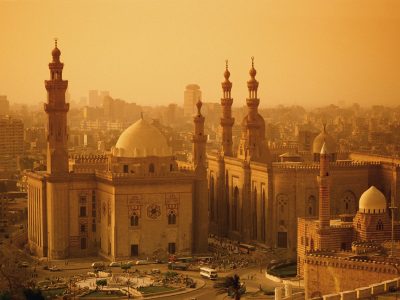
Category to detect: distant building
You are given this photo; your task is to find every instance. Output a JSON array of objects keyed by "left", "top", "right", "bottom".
[
  {"left": 183, "top": 84, "right": 201, "bottom": 117},
  {"left": 0, "top": 115, "right": 24, "bottom": 157},
  {"left": 0, "top": 96, "right": 9, "bottom": 115}
]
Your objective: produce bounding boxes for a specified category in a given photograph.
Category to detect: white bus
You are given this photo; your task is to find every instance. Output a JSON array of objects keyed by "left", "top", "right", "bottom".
[{"left": 200, "top": 267, "right": 218, "bottom": 280}]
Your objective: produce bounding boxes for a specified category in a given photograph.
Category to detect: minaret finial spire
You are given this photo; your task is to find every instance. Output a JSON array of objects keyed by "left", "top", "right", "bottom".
[
  {"left": 54, "top": 38, "right": 58, "bottom": 48},
  {"left": 251, "top": 56, "right": 254, "bottom": 68},
  {"left": 225, "top": 59, "right": 228, "bottom": 70}
]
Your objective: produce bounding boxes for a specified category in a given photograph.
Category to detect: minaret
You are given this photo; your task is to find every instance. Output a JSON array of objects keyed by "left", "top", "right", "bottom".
[
  {"left": 237, "top": 57, "right": 270, "bottom": 163},
  {"left": 318, "top": 142, "right": 330, "bottom": 229},
  {"left": 193, "top": 99, "right": 207, "bottom": 169},
  {"left": 246, "top": 56, "right": 260, "bottom": 157},
  {"left": 220, "top": 60, "right": 234, "bottom": 156},
  {"left": 44, "top": 39, "right": 69, "bottom": 175},
  {"left": 192, "top": 99, "right": 208, "bottom": 253}
]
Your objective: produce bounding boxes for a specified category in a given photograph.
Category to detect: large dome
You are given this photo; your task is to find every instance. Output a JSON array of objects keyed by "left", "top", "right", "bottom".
[
  {"left": 359, "top": 186, "right": 387, "bottom": 213},
  {"left": 113, "top": 118, "right": 172, "bottom": 158},
  {"left": 312, "top": 127, "right": 336, "bottom": 154}
]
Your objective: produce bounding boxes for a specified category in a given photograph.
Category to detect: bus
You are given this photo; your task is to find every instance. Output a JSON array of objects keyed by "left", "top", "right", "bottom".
[
  {"left": 239, "top": 243, "right": 256, "bottom": 254},
  {"left": 200, "top": 267, "right": 218, "bottom": 280}
]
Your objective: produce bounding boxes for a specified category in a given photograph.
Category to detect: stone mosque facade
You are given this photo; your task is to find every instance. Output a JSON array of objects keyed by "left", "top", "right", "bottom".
[
  {"left": 26, "top": 43, "right": 208, "bottom": 260},
  {"left": 207, "top": 59, "right": 400, "bottom": 258}
]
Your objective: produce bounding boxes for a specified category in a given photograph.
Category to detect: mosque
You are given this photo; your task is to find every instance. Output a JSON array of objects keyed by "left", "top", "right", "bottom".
[
  {"left": 207, "top": 58, "right": 400, "bottom": 259},
  {"left": 26, "top": 43, "right": 208, "bottom": 260},
  {"left": 298, "top": 144, "right": 400, "bottom": 297}
]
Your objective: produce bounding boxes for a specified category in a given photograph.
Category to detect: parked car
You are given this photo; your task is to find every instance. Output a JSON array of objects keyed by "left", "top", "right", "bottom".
[
  {"left": 49, "top": 265, "right": 61, "bottom": 272},
  {"left": 109, "top": 262, "right": 121, "bottom": 267},
  {"left": 17, "top": 262, "right": 29, "bottom": 268},
  {"left": 91, "top": 261, "right": 106, "bottom": 270},
  {"left": 135, "top": 260, "right": 152, "bottom": 265}
]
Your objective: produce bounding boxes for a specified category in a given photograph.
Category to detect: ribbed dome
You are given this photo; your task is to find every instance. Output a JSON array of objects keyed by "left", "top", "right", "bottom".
[
  {"left": 312, "top": 127, "right": 336, "bottom": 154},
  {"left": 114, "top": 118, "right": 172, "bottom": 158},
  {"left": 359, "top": 186, "right": 387, "bottom": 214}
]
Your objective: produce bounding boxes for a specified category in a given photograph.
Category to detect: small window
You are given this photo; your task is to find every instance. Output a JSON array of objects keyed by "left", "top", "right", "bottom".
[
  {"left": 170, "top": 164, "right": 173, "bottom": 171},
  {"left": 123, "top": 165, "right": 129, "bottom": 173},
  {"left": 149, "top": 163, "right": 155, "bottom": 173},
  {"left": 80, "top": 224, "right": 86, "bottom": 233},
  {"left": 168, "top": 242, "right": 176, "bottom": 254},
  {"left": 168, "top": 211, "right": 176, "bottom": 225},
  {"left": 376, "top": 220, "right": 384, "bottom": 231},
  {"left": 80, "top": 237, "right": 87, "bottom": 250},
  {"left": 92, "top": 221, "right": 96, "bottom": 232},
  {"left": 130, "top": 214, "right": 139, "bottom": 226},
  {"left": 80, "top": 206, "right": 87, "bottom": 217}
]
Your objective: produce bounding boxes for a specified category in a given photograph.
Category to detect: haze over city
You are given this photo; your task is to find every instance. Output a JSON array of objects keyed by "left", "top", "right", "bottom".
[{"left": 1, "top": 0, "right": 400, "bottom": 107}]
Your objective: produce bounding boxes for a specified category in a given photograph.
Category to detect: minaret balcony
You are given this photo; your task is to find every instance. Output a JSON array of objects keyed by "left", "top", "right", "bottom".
[
  {"left": 45, "top": 80, "right": 68, "bottom": 90},
  {"left": 44, "top": 103, "right": 69, "bottom": 113}
]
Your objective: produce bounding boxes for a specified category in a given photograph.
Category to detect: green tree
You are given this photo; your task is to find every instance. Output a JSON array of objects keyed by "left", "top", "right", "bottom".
[
  {"left": 214, "top": 274, "right": 245, "bottom": 300},
  {"left": 96, "top": 279, "right": 107, "bottom": 290}
]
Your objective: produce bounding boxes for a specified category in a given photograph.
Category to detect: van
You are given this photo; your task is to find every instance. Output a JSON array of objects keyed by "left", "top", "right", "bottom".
[
  {"left": 200, "top": 267, "right": 218, "bottom": 280},
  {"left": 168, "top": 262, "right": 189, "bottom": 271}
]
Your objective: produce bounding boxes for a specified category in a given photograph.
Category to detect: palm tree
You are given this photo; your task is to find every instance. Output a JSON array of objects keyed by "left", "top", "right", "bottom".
[{"left": 214, "top": 274, "right": 245, "bottom": 300}]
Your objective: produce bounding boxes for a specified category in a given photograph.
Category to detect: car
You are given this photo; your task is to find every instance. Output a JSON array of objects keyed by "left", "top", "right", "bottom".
[
  {"left": 151, "top": 268, "right": 161, "bottom": 274},
  {"left": 135, "top": 260, "right": 152, "bottom": 265},
  {"left": 109, "top": 262, "right": 121, "bottom": 267},
  {"left": 17, "top": 262, "right": 29, "bottom": 268},
  {"left": 91, "top": 261, "right": 106, "bottom": 270},
  {"left": 49, "top": 265, "right": 61, "bottom": 272}
]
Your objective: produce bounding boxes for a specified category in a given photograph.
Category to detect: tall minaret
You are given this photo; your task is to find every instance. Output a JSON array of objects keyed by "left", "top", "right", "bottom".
[
  {"left": 44, "top": 39, "right": 69, "bottom": 175},
  {"left": 192, "top": 99, "right": 208, "bottom": 253},
  {"left": 193, "top": 99, "right": 207, "bottom": 169},
  {"left": 318, "top": 142, "right": 331, "bottom": 229},
  {"left": 237, "top": 57, "right": 270, "bottom": 163},
  {"left": 220, "top": 60, "right": 234, "bottom": 156}
]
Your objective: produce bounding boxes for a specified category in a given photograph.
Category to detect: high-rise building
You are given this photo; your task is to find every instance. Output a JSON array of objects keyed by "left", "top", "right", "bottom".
[
  {"left": 183, "top": 84, "right": 201, "bottom": 117},
  {"left": 88, "top": 90, "right": 100, "bottom": 107},
  {"left": 0, "top": 96, "right": 10, "bottom": 115},
  {"left": 0, "top": 116, "right": 24, "bottom": 157}
]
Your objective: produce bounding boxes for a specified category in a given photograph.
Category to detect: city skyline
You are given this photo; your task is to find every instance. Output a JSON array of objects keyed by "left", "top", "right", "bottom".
[{"left": 1, "top": 0, "right": 399, "bottom": 108}]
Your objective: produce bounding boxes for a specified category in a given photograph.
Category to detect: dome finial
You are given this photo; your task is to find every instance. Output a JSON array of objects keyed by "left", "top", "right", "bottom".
[
  {"left": 249, "top": 56, "right": 257, "bottom": 78},
  {"left": 225, "top": 59, "right": 228, "bottom": 70},
  {"left": 196, "top": 98, "right": 202, "bottom": 116},
  {"left": 54, "top": 37, "right": 58, "bottom": 48}
]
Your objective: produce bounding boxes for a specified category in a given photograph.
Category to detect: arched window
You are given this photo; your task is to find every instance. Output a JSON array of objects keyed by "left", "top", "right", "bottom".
[
  {"left": 341, "top": 191, "right": 356, "bottom": 214},
  {"left": 261, "top": 187, "right": 266, "bottom": 241},
  {"left": 307, "top": 195, "right": 317, "bottom": 217},
  {"left": 210, "top": 175, "right": 215, "bottom": 221},
  {"left": 252, "top": 186, "right": 257, "bottom": 239},
  {"left": 130, "top": 214, "right": 139, "bottom": 226},
  {"left": 168, "top": 211, "right": 176, "bottom": 225},
  {"left": 357, "top": 220, "right": 361, "bottom": 230},
  {"left": 149, "top": 163, "right": 155, "bottom": 173},
  {"left": 233, "top": 187, "right": 239, "bottom": 231},
  {"left": 376, "top": 219, "right": 384, "bottom": 231}
]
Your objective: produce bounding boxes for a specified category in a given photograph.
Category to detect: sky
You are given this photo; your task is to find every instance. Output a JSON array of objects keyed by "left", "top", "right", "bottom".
[{"left": 0, "top": 0, "right": 399, "bottom": 108}]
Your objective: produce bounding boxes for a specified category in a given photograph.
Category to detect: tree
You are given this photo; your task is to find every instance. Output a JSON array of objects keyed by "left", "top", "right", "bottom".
[
  {"left": 96, "top": 279, "right": 107, "bottom": 290},
  {"left": 214, "top": 274, "right": 245, "bottom": 300}
]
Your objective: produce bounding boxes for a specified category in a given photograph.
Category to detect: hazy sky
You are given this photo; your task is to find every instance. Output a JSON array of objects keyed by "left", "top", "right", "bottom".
[{"left": 0, "top": 0, "right": 399, "bottom": 108}]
